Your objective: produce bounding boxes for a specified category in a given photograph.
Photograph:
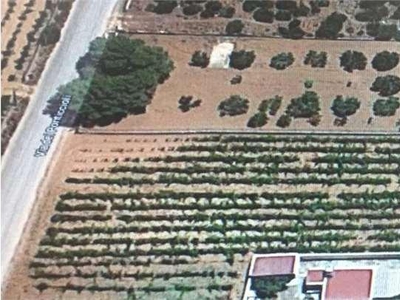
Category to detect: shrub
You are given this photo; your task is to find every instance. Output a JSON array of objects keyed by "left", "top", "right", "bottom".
[
  {"left": 304, "top": 79, "right": 313, "bottom": 89},
  {"left": 304, "top": 50, "right": 327, "bottom": 68},
  {"left": 275, "top": 0, "right": 297, "bottom": 11},
  {"left": 373, "top": 97, "right": 400, "bottom": 116},
  {"left": 225, "top": 19, "right": 244, "bottom": 35},
  {"left": 247, "top": 111, "right": 268, "bottom": 128},
  {"left": 182, "top": 4, "right": 203, "bottom": 16},
  {"left": 229, "top": 50, "right": 255, "bottom": 70},
  {"left": 372, "top": 51, "right": 399, "bottom": 71},
  {"left": 293, "top": 1, "right": 310, "bottom": 17},
  {"left": 39, "top": 24, "right": 61, "bottom": 46},
  {"left": 370, "top": 75, "right": 400, "bottom": 96},
  {"left": 286, "top": 91, "right": 320, "bottom": 118},
  {"left": 178, "top": 96, "right": 201, "bottom": 112},
  {"left": 275, "top": 10, "right": 292, "bottom": 21},
  {"left": 277, "top": 114, "right": 292, "bottom": 127},
  {"left": 190, "top": 51, "right": 209, "bottom": 68},
  {"left": 242, "top": 0, "right": 273, "bottom": 13},
  {"left": 270, "top": 52, "right": 295, "bottom": 70},
  {"left": 219, "top": 6, "right": 235, "bottom": 18},
  {"left": 152, "top": 1, "right": 177, "bottom": 14},
  {"left": 375, "top": 24, "right": 398, "bottom": 41},
  {"left": 259, "top": 95, "right": 283, "bottom": 115},
  {"left": 316, "top": 12, "right": 347, "bottom": 39},
  {"left": 331, "top": 96, "right": 361, "bottom": 118},
  {"left": 339, "top": 50, "right": 367, "bottom": 72},
  {"left": 218, "top": 95, "right": 249, "bottom": 116},
  {"left": 253, "top": 8, "right": 274, "bottom": 23}
]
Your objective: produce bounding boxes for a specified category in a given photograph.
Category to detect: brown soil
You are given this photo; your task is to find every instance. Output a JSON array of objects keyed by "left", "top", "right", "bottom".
[{"left": 105, "top": 34, "right": 399, "bottom": 132}]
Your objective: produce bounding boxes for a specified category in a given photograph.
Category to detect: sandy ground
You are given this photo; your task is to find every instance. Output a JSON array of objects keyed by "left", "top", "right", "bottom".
[
  {"left": 104, "top": 35, "right": 399, "bottom": 132},
  {"left": 4, "top": 131, "right": 399, "bottom": 299}
]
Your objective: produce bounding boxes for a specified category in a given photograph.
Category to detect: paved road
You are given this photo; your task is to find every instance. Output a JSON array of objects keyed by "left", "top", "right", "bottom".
[{"left": 1, "top": 0, "right": 119, "bottom": 283}]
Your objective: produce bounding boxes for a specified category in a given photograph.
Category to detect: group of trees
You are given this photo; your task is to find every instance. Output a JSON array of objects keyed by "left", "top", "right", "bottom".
[
  {"left": 316, "top": 12, "right": 347, "bottom": 39},
  {"left": 45, "top": 36, "right": 174, "bottom": 127},
  {"left": 182, "top": 1, "right": 235, "bottom": 18},
  {"left": 276, "top": 91, "right": 321, "bottom": 128},
  {"left": 247, "top": 96, "right": 282, "bottom": 128},
  {"left": 251, "top": 276, "right": 292, "bottom": 299},
  {"left": 225, "top": 19, "right": 245, "bottom": 35}
]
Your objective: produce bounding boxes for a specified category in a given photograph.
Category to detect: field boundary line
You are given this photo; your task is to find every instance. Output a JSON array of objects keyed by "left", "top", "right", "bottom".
[{"left": 75, "top": 128, "right": 400, "bottom": 136}]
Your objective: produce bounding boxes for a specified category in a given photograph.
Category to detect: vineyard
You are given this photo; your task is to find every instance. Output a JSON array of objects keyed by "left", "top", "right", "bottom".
[{"left": 7, "top": 133, "right": 400, "bottom": 299}]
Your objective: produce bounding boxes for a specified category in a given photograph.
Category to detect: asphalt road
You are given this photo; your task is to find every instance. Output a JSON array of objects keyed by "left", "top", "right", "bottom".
[{"left": 1, "top": 0, "right": 119, "bottom": 283}]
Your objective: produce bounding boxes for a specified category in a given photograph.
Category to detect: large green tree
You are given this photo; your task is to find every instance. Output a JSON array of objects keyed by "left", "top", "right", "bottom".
[{"left": 45, "top": 36, "right": 174, "bottom": 127}]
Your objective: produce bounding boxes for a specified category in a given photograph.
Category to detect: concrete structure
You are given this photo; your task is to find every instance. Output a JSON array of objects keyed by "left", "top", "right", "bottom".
[
  {"left": 242, "top": 252, "right": 400, "bottom": 300},
  {"left": 209, "top": 42, "right": 234, "bottom": 69}
]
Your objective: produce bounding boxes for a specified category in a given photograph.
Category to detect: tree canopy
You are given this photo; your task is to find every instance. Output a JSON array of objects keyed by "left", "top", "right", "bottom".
[
  {"left": 373, "top": 96, "right": 400, "bottom": 116},
  {"left": 339, "top": 50, "right": 367, "bottom": 72},
  {"left": 286, "top": 91, "right": 321, "bottom": 118},
  {"left": 371, "top": 51, "right": 399, "bottom": 72},
  {"left": 45, "top": 36, "right": 174, "bottom": 127},
  {"left": 331, "top": 95, "right": 361, "bottom": 118},
  {"left": 370, "top": 75, "right": 400, "bottom": 96},
  {"left": 270, "top": 52, "right": 295, "bottom": 70},
  {"left": 225, "top": 19, "right": 244, "bottom": 35},
  {"left": 229, "top": 50, "right": 255, "bottom": 70},
  {"left": 218, "top": 95, "right": 249, "bottom": 116},
  {"left": 316, "top": 12, "right": 347, "bottom": 39},
  {"left": 190, "top": 50, "right": 209, "bottom": 68}
]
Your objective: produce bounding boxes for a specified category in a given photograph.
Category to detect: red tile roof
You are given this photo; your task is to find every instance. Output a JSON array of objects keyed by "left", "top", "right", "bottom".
[
  {"left": 325, "top": 269, "right": 373, "bottom": 300},
  {"left": 307, "top": 270, "right": 324, "bottom": 283},
  {"left": 251, "top": 255, "right": 296, "bottom": 277}
]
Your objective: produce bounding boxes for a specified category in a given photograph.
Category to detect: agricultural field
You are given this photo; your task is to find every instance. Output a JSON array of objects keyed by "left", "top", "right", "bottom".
[
  {"left": 1, "top": 0, "right": 74, "bottom": 153},
  {"left": 4, "top": 132, "right": 400, "bottom": 299},
  {"left": 120, "top": 0, "right": 400, "bottom": 40},
  {"left": 101, "top": 34, "right": 400, "bottom": 132}
]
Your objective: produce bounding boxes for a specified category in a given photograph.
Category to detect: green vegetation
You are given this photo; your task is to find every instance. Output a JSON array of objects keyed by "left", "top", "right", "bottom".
[
  {"left": 253, "top": 8, "right": 274, "bottom": 23},
  {"left": 45, "top": 36, "right": 174, "bottom": 127},
  {"left": 229, "top": 50, "right": 255, "bottom": 70},
  {"left": 370, "top": 75, "right": 400, "bottom": 97},
  {"left": 316, "top": 12, "right": 347, "bottom": 39},
  {"left": 178, "top": 96, "right": 201, "bottom": 112},
  {"left": 242, "top": 0, "right": 273, "bottom": 13},
  {"left": 225, "top": 19, "right": 244, "bottom": 35},
  {"left": 259, "top": 95, "right": 283, "bottom": 116},
  {"left": 147, "top": 1, "right": 178, "bottom": 14},
  {"left": 331, "top": 96, "right": 361, "bottom": 119},
  {"left": 270, "top": 52, "right": 295, "bottom": 70},
  {"left": 278, "top": 18, "right": 306, "bottom": 39},
  {"left": 247, "top": 111, "right": 268, "bottom": 128},
  {"left": 30, "top": 133, "right": 400, "bottom": 297},
  {"left": 304, "top": 50, "right": 327, "bottom": 68},
  {"left": 286, "top": 91, "right": 320, "bottom": 119},
  {"left": 251, "top": 276, "right": 292, "bottom": 298},
  {"left": 276, "top": 114, "right": 292, "bottom": 128},
  {"left": 190, "top": 50, "right": 209, "bottom": 68},
  {"left": 218, "top": 95, "right": 249, "bottom": 117},
  {"left": 373, "top": 97, "right": 400, "bottom": 116},
  {"left": 304, "top": 79, "right": 313, "bottom": 89},
  {"left": 371, "top": 51, "right": 399, "bottom": 72},
  {"left": 339, "top": 50, "right": 367, "bottom": 72}
]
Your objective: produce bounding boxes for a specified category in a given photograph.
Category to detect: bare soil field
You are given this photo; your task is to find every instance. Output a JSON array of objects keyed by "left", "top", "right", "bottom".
[
  {"left": 4, "top": 131, "right": 400, "bottom": 299},
  {"left": 103, "top": 34, "right": 399, "bottom": 132}
]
